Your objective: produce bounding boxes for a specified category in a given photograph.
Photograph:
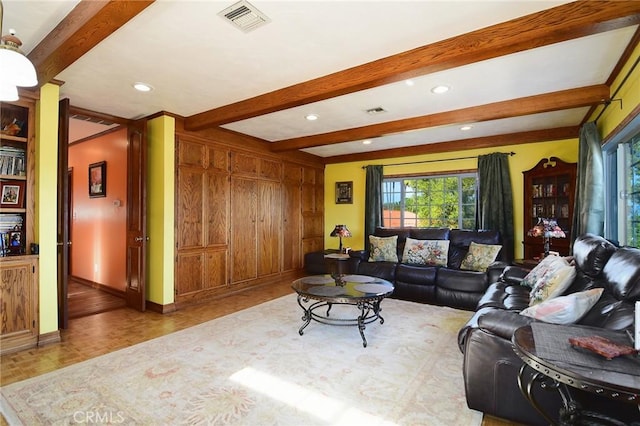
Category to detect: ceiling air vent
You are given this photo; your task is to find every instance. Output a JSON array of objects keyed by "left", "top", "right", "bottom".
[{"left": 218, "top": 0, "right": 271, "bottom": 33}]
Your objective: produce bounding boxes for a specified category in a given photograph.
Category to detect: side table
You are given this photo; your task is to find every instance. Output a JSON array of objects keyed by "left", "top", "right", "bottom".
[
  {"left": 324, "top": 252, "right": 351, "bottom": 275},
  {"left": 512, "top": 323, "right": 640, "bottom": 425}
]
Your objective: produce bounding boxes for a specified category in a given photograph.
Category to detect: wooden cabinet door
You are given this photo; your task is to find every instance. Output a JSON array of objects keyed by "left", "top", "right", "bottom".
[
  {"left": 176, "top": 167, "right": 204, "bottom": 249},
  {"left": 257, "top": 180, "right": 281, "bottom": 276},
  {"left": 282, "top": 179, "right": 302, "bottom": 271},
  {"left": 231, "top": 177, "right": 257, "bottom": 282},
  {"left": 0, "top": 256, "right": 38, "bottom": 355}
]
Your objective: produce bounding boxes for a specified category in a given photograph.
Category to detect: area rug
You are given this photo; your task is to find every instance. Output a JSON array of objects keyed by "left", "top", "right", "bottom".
[{"left": 1, "top": 294, "right": 482, "bottom": 425}]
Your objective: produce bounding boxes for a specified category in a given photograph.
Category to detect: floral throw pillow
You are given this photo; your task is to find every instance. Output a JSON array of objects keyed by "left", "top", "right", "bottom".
[
  {"left": 401, "top": 238, "right": 449, "bottom": 266},
  {"left": 529, "top": 257, "right": 576, "bottom": 306},
  {"left": 520, "top": 288, "right": 603, "bottom": 324},
  {"left": 520, "top": 255, "right": 560, "bottom": 288},
  {"left": 368, "top": 235, "right": 398, "bottom": 262},
  {"left": 460, "top": 242, "right": 502, "bottom": 272}
]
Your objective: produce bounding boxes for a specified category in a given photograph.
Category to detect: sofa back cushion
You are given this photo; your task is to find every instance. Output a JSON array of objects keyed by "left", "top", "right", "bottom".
[
  {"left": 573, "top": 233, "right": 617, "bottom": 277},
  {"left": 409, "top": 227, "right": 450, "bottom": 240},
  {"left": 448, "top": 229, "right": 501, "bottom": 269},
  {"left": 602, "top": 247, "right": 640, "bottom": 301}
]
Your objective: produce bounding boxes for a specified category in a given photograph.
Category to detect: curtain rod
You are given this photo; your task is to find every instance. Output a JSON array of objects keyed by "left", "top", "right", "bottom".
[
  {"left": 362, "top": 151, "right": 515, "bottom": 169},
  {"left": 594, "top": 53, "right": 640, "bottom": 124}
]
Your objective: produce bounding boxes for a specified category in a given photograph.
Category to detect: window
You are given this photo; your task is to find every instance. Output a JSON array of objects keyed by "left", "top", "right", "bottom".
[
  {"left": 382, "top": 173, "right": 477, "bottom": 229},
  {"left": 603, "top": 118, "right": 640, "bottom": 248}
]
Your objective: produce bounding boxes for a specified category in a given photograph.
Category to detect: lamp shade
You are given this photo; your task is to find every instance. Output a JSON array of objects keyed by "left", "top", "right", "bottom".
[
  {"left": 330, "top": 225, "right": 351, "bottom": 238},
  {"left": 527, "top": 218, "right": 565, "bottom": 239},
  {"left": 0, "top": 80, "right": 18, "bottom": 101},
  {"left": 0, "top": 33, "right": 38, "bottom": 88}
]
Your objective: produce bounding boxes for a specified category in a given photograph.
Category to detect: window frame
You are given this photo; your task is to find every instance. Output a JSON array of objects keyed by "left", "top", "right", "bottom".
[{"left": 382, "top": 171, "right": 478, "bottom": 229}]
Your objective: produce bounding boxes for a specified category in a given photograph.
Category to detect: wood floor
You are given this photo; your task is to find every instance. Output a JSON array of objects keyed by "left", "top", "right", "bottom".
[
  {"left": 68, "top": 279, "right": 126, "bottom": 319},
  {"left": 0, "top": 279, "right": 520, "bottom": 426}
]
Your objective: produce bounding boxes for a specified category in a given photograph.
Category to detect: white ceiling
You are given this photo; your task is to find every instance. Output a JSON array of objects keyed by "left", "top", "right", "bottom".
[{"left": 3, "top": 1, "right": 638, "bottom": 156}]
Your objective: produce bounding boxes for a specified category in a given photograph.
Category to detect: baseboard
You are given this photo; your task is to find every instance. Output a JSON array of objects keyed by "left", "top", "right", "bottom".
[
  {"left": 146, "top": 300, "right": 177, "bottom": 314},
  {"left": 38, "top": 330, "right": 62, "bottom": 347},
  {"left": 69, "top": 275, "right": 125, "bottom": 298}
]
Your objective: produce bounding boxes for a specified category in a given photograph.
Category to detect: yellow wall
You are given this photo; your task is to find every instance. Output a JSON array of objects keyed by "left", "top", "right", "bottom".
[
  {"left": 325, "top": 139, "right": 579, "bottom": 259},
  {"left": 595, "top": 40, "right": 640, "bottom": 139},
  {"left": 146, "top": 115, "right": 176, "bottom": 305},
  {"left": 35, "top": 83, "right": 60, "bottom": 334}
]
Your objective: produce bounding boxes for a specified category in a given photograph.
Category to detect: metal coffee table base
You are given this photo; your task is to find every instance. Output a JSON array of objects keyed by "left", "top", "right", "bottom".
[{"left": 296, "top": 295, "right": 385, "bottom": 347}]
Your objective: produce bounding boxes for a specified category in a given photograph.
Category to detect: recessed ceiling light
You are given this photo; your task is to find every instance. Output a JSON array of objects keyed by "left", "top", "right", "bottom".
[
  {"left": 405, "top": 79, "right": 415, "bottom": 86},
  {"left": 305, "top": 114, "right": 319, "bottom": 121},
  {"left": 460, "top": 125, "right": 473, "bottom": 131},
  {"left": 431, "top": 85, "right": 449, "bottom": 94},
  {"left": 133, "top": 82, "right": 153, "bottom": 92},
  {"left": 362, "top": 139, "right": 372, "bottom": 145}
]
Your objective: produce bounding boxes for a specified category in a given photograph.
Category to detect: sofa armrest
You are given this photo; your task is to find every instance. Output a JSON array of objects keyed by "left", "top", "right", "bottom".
[
  {"left": 500, "top": 265, "right": 531, "bottom": 285},
  {"left": 349, "top": 250, "right": 369, "bottom": 261},
  {"left": 487, "top": 261, "right": 509, "bottom": 283},
  {"left": 477, "top": 309, "right": 536, "bottom": 341}
]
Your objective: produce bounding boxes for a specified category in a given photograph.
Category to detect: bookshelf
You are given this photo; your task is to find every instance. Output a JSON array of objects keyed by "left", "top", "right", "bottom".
[
  {"left": 1, "top": 99, "right": 35, "bottom": 256},
  {"left": 523, "top": 157, "right": 577, "bottom": 259}
]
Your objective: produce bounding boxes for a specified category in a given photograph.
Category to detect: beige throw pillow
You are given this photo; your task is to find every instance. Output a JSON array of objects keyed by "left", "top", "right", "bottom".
[
  {"left": 368, "top": 235, "right": 398, "bottom": 262},
  {"left": 460, "top": 242, "right": 502, "bottom": 272}
]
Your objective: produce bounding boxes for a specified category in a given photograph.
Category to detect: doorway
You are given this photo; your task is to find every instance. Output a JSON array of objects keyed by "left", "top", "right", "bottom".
[{"left": 59, "top": 107, "right": 147, "bottom": 325}]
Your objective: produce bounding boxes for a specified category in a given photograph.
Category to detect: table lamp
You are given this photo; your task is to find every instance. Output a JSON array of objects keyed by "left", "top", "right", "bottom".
[
  {"left": 330, "top": 224, "right": 352, "bottom": 252},
  {"left": 527, "top": 217, "right": 566, "bottom": 257}
]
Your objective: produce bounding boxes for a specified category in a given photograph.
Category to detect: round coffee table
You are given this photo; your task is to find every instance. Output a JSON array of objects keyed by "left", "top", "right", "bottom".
[{"left": 291, "top": 274, "right": 394, "bottom": 347}]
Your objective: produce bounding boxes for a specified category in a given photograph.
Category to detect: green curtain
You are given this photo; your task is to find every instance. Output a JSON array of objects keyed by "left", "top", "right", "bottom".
[
  {"left": 477, "top": 152, "right": 514, "bottom": 262},
  {"left": 364, "top": 165, "right": 384, "bottom": 248},
  {"left": 572, "top": 122, "right": 605, "bottom": 242}
]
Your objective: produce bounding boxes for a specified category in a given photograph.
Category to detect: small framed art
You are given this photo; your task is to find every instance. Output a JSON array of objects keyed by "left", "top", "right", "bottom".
[
  {"left": 335, "top": 181, "right": 353, "bottom": 204},
  {"left": 89, "top": 161, "right": 107, "bottom": 198},
  {"left": 0, "top": 180, "right": 25, "bottom": 208}
]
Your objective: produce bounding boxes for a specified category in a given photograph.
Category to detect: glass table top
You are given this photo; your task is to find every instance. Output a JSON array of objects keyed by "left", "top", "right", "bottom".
[{"left": 292, "top": 274, "right": 394, "bottom": 299}]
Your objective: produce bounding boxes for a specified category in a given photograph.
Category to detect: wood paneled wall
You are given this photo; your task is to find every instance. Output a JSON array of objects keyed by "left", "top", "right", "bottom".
[{"left": 174, "top": 135, "right": 323, "bottom": 305}]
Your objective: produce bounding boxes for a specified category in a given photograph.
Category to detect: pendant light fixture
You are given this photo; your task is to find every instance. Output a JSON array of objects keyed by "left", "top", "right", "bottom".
[{"left": 0, "top": 1, "right": 38, "bottom": 101}]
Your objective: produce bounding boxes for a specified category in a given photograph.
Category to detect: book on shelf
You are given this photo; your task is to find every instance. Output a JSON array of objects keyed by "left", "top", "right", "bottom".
[{"left": 0, "top": 146, "right": 26, "bottom": 176}]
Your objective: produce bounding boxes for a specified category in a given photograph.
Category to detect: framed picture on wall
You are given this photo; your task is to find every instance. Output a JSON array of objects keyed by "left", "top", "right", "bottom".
[
  {"left": 0, "top": 180, "right": 25, "bottom": 208},
  {"left": 335, "top": 181, "right": 353, "bottom": 204},
  {"left": 89, "top": 161, "right": 107, "bottom": 198}
]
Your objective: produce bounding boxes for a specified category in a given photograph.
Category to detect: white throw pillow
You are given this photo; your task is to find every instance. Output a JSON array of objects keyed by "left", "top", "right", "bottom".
[{"left": 520, "top": 288, "right": 604, "bottom": 324}]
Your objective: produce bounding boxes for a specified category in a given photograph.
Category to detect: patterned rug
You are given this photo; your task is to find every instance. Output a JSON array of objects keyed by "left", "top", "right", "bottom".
[{"left": 1, "top": 294, "right": 482, "bottom": 425}]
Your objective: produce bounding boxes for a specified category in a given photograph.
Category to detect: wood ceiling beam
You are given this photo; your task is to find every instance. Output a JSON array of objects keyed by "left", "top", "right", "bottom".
[
  {"left": 270, "top": 85, "right": 609, "bottom": 152},
  {"left": 184, "top": 1, "right": 640, "bottom": 131},
  {"left": 28, "top": 0, "right": 155, "bottom": 86},
  {"left": 323, "top": 127, "right": 580, "bottom": 165}
]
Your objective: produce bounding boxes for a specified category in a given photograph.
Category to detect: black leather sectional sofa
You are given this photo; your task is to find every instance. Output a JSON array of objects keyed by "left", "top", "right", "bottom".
[
  {"left": 458, "top": 233, "right": 640, "bottom": 425},
  {"left": 326, "top": 227, "right": 508, "bottom": 311}
]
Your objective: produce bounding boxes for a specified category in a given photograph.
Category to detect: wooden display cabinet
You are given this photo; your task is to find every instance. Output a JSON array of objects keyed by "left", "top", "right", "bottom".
[
  {"left": 0, "top": 98, "right": 39, "bottom": 354},
  {"left": 523, "top": 157, "right": 576, "bottom": 259}
]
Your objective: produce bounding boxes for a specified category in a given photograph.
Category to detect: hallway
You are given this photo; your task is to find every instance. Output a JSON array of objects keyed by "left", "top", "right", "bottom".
[{"left": 67, "top": 279, "right": 126, "bottom": 319}]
